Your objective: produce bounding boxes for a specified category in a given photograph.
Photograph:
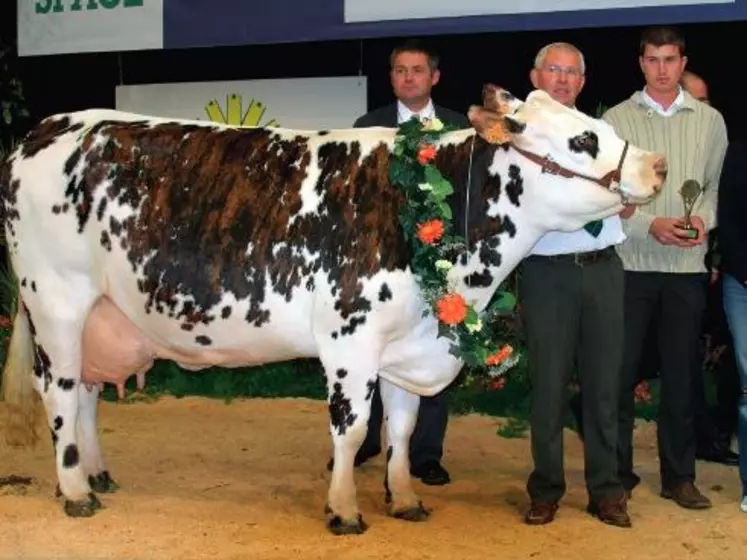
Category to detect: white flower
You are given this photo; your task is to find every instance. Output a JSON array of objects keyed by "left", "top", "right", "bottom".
[
  {"left": 418, "top": 182, "right": 433, "bottom": 191},
  {"left": 423, "top": 117, "right": 444, "bottom": 131},
  {"left": 465, "top": 318, "right": 483, "bottom": 333},
  {"left": 435, "top": 259, "right": 452, "bottom": 271},
  {"left": 487, "top": 353, "right": 521, "bottom": 377}
]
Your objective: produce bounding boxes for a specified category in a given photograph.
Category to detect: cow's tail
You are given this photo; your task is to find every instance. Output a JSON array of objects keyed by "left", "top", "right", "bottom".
[{"left": 1, "top": 293, "right": 42, "bottom": 447}]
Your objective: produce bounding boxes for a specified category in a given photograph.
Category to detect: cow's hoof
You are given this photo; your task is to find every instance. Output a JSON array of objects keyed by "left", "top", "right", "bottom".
[
  {"left": 63, "top": 492, "right": 102, "bottom": 518},
  {"left": 327, "top": 513, "right": 368, "bottom": 535},
  {"left": 88, "top": 471, "right": 119, "bottom": 494},
  {"left": 391, "top": 501, "right": 430, "bottom": 522}
]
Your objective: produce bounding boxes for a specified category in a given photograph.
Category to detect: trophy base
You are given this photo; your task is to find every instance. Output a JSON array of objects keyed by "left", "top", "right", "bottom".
[{"left": 681, "top": 227, "right": 698, "bottom": 239}]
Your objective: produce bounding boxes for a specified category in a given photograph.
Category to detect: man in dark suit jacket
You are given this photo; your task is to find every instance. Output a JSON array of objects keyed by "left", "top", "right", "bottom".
[
  {"left": 715, "top": 139, "right": 747, "bottom": 511},
  {"left": 326, "top": 39, "right": 468, "bottom": 486}
]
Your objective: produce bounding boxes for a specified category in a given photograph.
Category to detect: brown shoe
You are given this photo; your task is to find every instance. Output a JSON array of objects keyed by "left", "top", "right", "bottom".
[
  {"left": 587, "top": 494, "right": 632, "bottom": 528},
  {"left": 525, "top": 501, "right": 558, "bottom": 525},
  {"left": 660, "top": 481, "right": 712, "bottom": 510}
]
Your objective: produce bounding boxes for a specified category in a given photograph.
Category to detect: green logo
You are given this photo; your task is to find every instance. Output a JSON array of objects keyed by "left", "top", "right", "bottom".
[
  {"left": 36, "top": 0, "right": 144, "bottom": 14},
  {"left": 203, "top": 94, "right": 279, "bottom": 127}
]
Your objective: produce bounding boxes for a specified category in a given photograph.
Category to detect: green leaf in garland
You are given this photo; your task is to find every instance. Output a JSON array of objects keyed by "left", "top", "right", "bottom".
[
  {"left": 489, "top": 291, "right": 517, "bottom": 315},
  {"left": 464, "top": 306, "right": 479, "bottom": 326},
  {"left": 437, "top": 200, "right": 452, "bottom": 221}
]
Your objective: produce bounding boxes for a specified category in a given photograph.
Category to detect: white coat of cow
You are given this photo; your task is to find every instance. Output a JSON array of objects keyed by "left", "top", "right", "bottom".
[{"left": 0, "top": 86, "right": 666, "bottom": 534}]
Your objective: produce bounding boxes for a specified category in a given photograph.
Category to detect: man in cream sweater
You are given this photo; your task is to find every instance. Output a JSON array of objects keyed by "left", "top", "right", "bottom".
[{"left": 603, "top": 26, "right": 728, "bottom": 510}]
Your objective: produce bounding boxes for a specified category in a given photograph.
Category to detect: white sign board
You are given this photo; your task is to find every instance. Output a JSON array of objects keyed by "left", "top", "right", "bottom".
[
  {"left": 115, "top": 77, "right": 368, "bottom": 130},
  {"left": 18, "top": 0, "right": 163, "bottom": 57},
  {"left": 344, "top": 0, "right": 733, "bottom": 21}
]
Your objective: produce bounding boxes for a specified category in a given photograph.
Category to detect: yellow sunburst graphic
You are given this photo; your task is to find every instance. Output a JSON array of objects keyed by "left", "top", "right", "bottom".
[{"left": 204, "top": 93, "right": 279, "bottom": 127}]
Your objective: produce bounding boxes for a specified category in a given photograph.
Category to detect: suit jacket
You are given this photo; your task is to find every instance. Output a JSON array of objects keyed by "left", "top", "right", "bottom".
[
  {"left": 716, "top": 140, "right": 747, "bottom": 284},
  {"left": 353, "top": 102, "right": 469, "bottom": 129}
]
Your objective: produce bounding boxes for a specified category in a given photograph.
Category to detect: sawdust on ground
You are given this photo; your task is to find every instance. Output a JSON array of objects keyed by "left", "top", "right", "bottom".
[{"left": 0, "top": 396, "right": 744, "bottom": 560}]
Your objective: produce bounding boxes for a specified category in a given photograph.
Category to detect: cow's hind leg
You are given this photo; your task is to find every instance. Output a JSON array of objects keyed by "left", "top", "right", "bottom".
[
  {"left": 323, "top": 363, "right": 377, "bottom": 535},
  {"left": 54, "top": 384, "right": 119, "bottom": 498},
  {"left": 78, "top": 384, "right": 119, "bottom": 493},
  {"left": 27, "top": 299, "right": 102, "bottom": 517},
  {"left": 379, "top": 378, "right": 429, "bottom": 521}
]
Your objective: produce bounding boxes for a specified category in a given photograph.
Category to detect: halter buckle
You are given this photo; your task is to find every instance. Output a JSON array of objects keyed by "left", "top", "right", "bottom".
[{"left": 540, "top": 155, "right": 558, "bottom": 174}]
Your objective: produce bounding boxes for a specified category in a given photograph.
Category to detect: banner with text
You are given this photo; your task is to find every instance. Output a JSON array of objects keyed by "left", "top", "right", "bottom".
[
  {"left": 344, "top": 0, "right": 733, "bottom": 22},
  {"left": 18, "top": 0, "right": 747, "bottom": 56},
  {"left": 115, "top": 76, "right": 368, "bottom": 130},
  {"left": 18, "top": 0, "right": 163, "bottom": 56}
]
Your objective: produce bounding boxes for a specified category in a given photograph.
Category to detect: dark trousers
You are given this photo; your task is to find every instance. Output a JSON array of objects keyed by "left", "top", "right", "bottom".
[
  {"left": 617, "top": 271, "right": 707, "bottom": 491},
  {"left": 521, "top": 248, "right": 625, "bottom": 502},
  {"left": 620, "top": 276, "right": 738, "bottom": 449},
  {"left": 360, "top": 381, "right": 448, "bottom": 468},
  {"left": 699, "top": 274, "right": 740, "bottom": 444},
  {"left": 706, "top": 346, "right": 740, "bottom": 443}
]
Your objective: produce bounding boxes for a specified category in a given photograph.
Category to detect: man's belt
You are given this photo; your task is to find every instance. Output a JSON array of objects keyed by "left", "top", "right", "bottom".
[{"left": 529, "top": 246, "right": 616, "bottom": 267}]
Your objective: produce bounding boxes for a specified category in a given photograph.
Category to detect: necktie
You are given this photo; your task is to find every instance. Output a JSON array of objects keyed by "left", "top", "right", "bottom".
[{"left": 583, "top": 219, "right": 603, "bottom": 237}]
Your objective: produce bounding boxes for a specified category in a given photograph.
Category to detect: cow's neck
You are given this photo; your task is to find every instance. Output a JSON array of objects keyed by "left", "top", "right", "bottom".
[{"left": 434, "top": 131, "right": 545, "bottom": 314}]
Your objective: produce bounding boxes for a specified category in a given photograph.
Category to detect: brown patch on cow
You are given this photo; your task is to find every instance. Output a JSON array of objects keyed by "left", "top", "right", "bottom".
[
  {"left": 434, "top": 135, "right": 504, "bottom": 246},
  {"left": 20, "top": 116, "right": 84, "bottom": 159},
  {"left": 100, "top": 230, "right": 112, "bottom": 252},
  {"left": 306, "top": 140, "right": 406, "bottom": 320},
  {"left": 61, "top": 119, "right": 414, "bottom": 328},
  {"left": 0, "top": 153, "right": 21, "bottom": 231},
  {"left": 96, "top": 196, "right": 108, "bottom": 221}
]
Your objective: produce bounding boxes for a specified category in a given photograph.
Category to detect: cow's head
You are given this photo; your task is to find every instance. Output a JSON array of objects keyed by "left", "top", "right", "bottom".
[{"left": 468, "top": 84, "right": 666, "bottom": 231}]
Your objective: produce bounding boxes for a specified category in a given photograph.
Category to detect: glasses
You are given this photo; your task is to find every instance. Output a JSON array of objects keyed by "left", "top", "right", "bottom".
[{"left": 541, "top": 65, "right": 582, "bottom": 77}]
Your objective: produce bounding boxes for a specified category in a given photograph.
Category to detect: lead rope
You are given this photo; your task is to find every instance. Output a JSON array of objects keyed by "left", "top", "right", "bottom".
[{"left": 463, "top": 133, "right": 476, "bottom": 259}]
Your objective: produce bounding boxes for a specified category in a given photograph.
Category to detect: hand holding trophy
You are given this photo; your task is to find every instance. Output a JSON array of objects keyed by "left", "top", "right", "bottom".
[{"left": 678, "top": 179, "right": 703, "bottom": 239}]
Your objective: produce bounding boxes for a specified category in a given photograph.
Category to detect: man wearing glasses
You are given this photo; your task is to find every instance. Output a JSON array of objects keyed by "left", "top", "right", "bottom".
[{"left": 520, "top": 42, "right": 630, "bottom": 528}]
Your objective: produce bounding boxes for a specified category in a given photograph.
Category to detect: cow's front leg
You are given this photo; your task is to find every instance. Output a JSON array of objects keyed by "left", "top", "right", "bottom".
[
  {"left": 379, "top": 378, "right": 429, "bottom": 521},
  {"left": 324, "top": 366, "right": 375, "bottom": 535}
]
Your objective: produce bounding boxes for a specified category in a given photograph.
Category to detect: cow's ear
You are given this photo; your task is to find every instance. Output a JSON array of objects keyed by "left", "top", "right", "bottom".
[
  {"left": 482, "top": 83, "right": 520, "bottom": 115},
  {"left": 482, "top": 83, "right": 503, "bottom": 113},
  {"left": 468, "top": 105, "right": 513, "bottom": 145}
]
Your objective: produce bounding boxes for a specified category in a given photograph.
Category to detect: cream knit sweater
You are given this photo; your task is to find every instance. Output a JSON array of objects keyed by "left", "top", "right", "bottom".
[{"left": 602, "top": 90, "right": 728, "bottom": 274}]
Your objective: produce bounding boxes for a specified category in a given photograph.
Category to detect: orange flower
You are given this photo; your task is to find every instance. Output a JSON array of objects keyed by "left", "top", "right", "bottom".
[
  {"left": 634, "top": 381, "right": 652, "bottom": 403},
  {"left": 417, "top": 143, "right": 437, "bottom": 165},
  {"left": 416, "top": 219, "right": 444, "bottom": 244},
  {"left": 488, "top": 378, "right": 506, "bottom": 391},
  {"left": 436, "top": 293, "right": 468, "bottom": 326},
  {"left": 486, "top": 345, "right": 513, "bottom": 366}
]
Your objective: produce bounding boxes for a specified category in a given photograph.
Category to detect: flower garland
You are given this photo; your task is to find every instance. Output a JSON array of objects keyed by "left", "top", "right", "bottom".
[{"left": 389, "top": 117, "right": 520, "bottom": 378}]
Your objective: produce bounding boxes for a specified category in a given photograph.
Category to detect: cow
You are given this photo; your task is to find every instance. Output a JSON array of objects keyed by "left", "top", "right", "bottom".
[{"left": 0, "top": 85, "right": 666, "bottom": 535}]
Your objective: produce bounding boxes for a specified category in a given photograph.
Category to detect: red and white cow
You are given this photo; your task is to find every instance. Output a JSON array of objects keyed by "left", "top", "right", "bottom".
[{"left": 0, "top": 86, "right": 666, "bottom": 534}]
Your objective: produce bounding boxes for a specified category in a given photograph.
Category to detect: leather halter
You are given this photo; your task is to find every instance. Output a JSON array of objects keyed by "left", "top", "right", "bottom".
[{"left": 510, "top": 140, "right": 630, "bottom": 190}]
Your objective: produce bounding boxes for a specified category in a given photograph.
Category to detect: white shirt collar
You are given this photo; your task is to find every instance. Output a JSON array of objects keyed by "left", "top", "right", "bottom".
[
  {"left": 397, "top": 99, "right": 435, "bottom": 124},
  {"left": 640, "top": 86, "right": 685, "bottom": 117}
]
